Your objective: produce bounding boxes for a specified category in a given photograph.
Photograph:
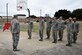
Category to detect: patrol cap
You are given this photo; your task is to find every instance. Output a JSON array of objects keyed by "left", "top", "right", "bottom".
[
  {"left": 69, "top": 17, "right": 72, "bottom": 20},
  {"left": 12, "top": 15, "right": 18, "bottom": 19},
  {"left": 73, "top": 17, "right": 76, "bottom": 20},
  {"left": 59, "top": 16, "right": 63, "bottom": 19},
  {"left": 53, "top": 17, "right": 56, "bottom": 19}
]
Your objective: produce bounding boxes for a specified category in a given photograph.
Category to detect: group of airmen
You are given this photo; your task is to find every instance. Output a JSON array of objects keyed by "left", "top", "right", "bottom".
[{"left": 10, "top": 15, "right": 79, "bottom": 51}]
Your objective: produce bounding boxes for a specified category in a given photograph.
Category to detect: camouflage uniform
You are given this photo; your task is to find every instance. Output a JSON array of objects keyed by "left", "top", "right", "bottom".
[
  {"left": 46, "top": 18, "right": 52, "bottom": 39},
  {"left": 66, "top": 20, "right": 73, "bottom": 46},
  {"left": 52, "top": 19, "right": 58, "bottom": 43},
  {"left": 39, "top": 19, "right": 45, "bottom": 41},
  {"left": 72, "top": 21, "right": 79, "bottom": 43},
  {"left": 57, "top": 19, "right": 65, "bottom": 41},
  {"left": 28, "top": 20, "right": 33, "bottom": 39},
  {"left": 10, "top": 18, "right": 20, "bottom": 50}
]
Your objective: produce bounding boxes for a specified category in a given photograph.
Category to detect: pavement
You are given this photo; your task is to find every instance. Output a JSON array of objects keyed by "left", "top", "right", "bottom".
[
  {"left": 0, "top": 29, "right": 82, "bottom": 55},
  {"left": 0, "top": 43, "right": 17, "bottom": 55}
]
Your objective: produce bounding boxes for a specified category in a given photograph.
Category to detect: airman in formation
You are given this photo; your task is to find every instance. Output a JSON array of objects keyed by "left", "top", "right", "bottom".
[{"left": 10, "top": 16, "right": 80, "bottom": 51}]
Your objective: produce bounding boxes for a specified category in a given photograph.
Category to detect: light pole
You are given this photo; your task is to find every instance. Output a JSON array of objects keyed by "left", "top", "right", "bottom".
[
  {"left": 6, "top": 3, "right": 8, "bottom": 22},
  {"left": 40, "top": 9, "right": 42, "bottom": 17}
]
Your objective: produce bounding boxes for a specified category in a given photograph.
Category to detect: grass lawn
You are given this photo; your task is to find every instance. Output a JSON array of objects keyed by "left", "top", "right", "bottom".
[
  {"left": 20, "top": 21, "right": 82, "bottom": 38},
  {"left": 78, "top": 21, "right": 82, "bottom": 38},
  {"left": 20, "top": 22, "right": 39, "bottom": 32}
]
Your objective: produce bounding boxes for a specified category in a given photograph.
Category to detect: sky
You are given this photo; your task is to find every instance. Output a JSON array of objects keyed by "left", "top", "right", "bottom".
[{"left": 0, "top": 0, "right": 82, "bottom": 17}]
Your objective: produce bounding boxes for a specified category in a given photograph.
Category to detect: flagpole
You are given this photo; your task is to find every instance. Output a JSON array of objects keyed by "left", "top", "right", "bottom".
[
  {"left": 6, "top": 3, "right": 8, "bottom": 23},
  {"left": 40, "top": 9, "right": 42, "bottom": 17}
]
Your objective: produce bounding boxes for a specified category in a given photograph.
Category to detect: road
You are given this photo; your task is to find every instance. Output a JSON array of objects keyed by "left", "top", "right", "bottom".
[{"left": 0, "top": 29, "right": 82, "bottom": 55}]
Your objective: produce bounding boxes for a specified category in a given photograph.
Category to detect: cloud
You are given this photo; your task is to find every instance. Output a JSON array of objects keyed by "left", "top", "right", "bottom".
[{"left": 0, "top": 0, "right": 82, "bottom": 17}]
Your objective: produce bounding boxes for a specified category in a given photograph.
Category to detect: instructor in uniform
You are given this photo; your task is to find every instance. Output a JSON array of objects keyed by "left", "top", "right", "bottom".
[
  {"left": 38, "top": 18, "right": 45, "bottom": 41},
  {"left": 66, "top": 17, "right": 73, "bottom": 46},
  {"left": 72, "top": 17, "right": 79, "bottom": 43},
  {"left": 10, "top": 15, "right": 20, "bottom": 51},
  {"left": 46, "top": 18, "right": 52, "bottom": 39},
  {"left": 52, "top": 17, "right": 58, "bottom": 43},
  {"left": 57, "top": 16, "right": 65, "bottom": 41},
  {"left": 27, "top": 17, "right": 33, "bottom": 39}
]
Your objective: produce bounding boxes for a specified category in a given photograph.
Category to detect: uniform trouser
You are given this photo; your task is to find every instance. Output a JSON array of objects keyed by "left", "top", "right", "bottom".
[
  {"left": 46, "top": 28, "right": 51, "bottom": 38},
  {"left": 58, "top": 30, "right": 63, "bottom": 40},
  {"left": 67, "top": 32, "right": 73, "bottom": 45},
  {"left": 52, "top": 30, "right": 57, "bottom": 42},
  {"left": 73, "top": 32, "right": 77, "bottom": 42},
  {"left": 12, "top": 33, "right": 19, "bottom": 49},
  {"left": 39, "top": 29, "right": 43, "bottom": 40},
  {"left": 28, "top": 29, "right": 32, "bottom": 38}
]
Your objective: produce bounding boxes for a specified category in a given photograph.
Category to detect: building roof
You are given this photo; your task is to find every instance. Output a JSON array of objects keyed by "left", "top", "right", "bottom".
[{"left": 14, "top": 14, "right": 26, "bottom": 16}]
